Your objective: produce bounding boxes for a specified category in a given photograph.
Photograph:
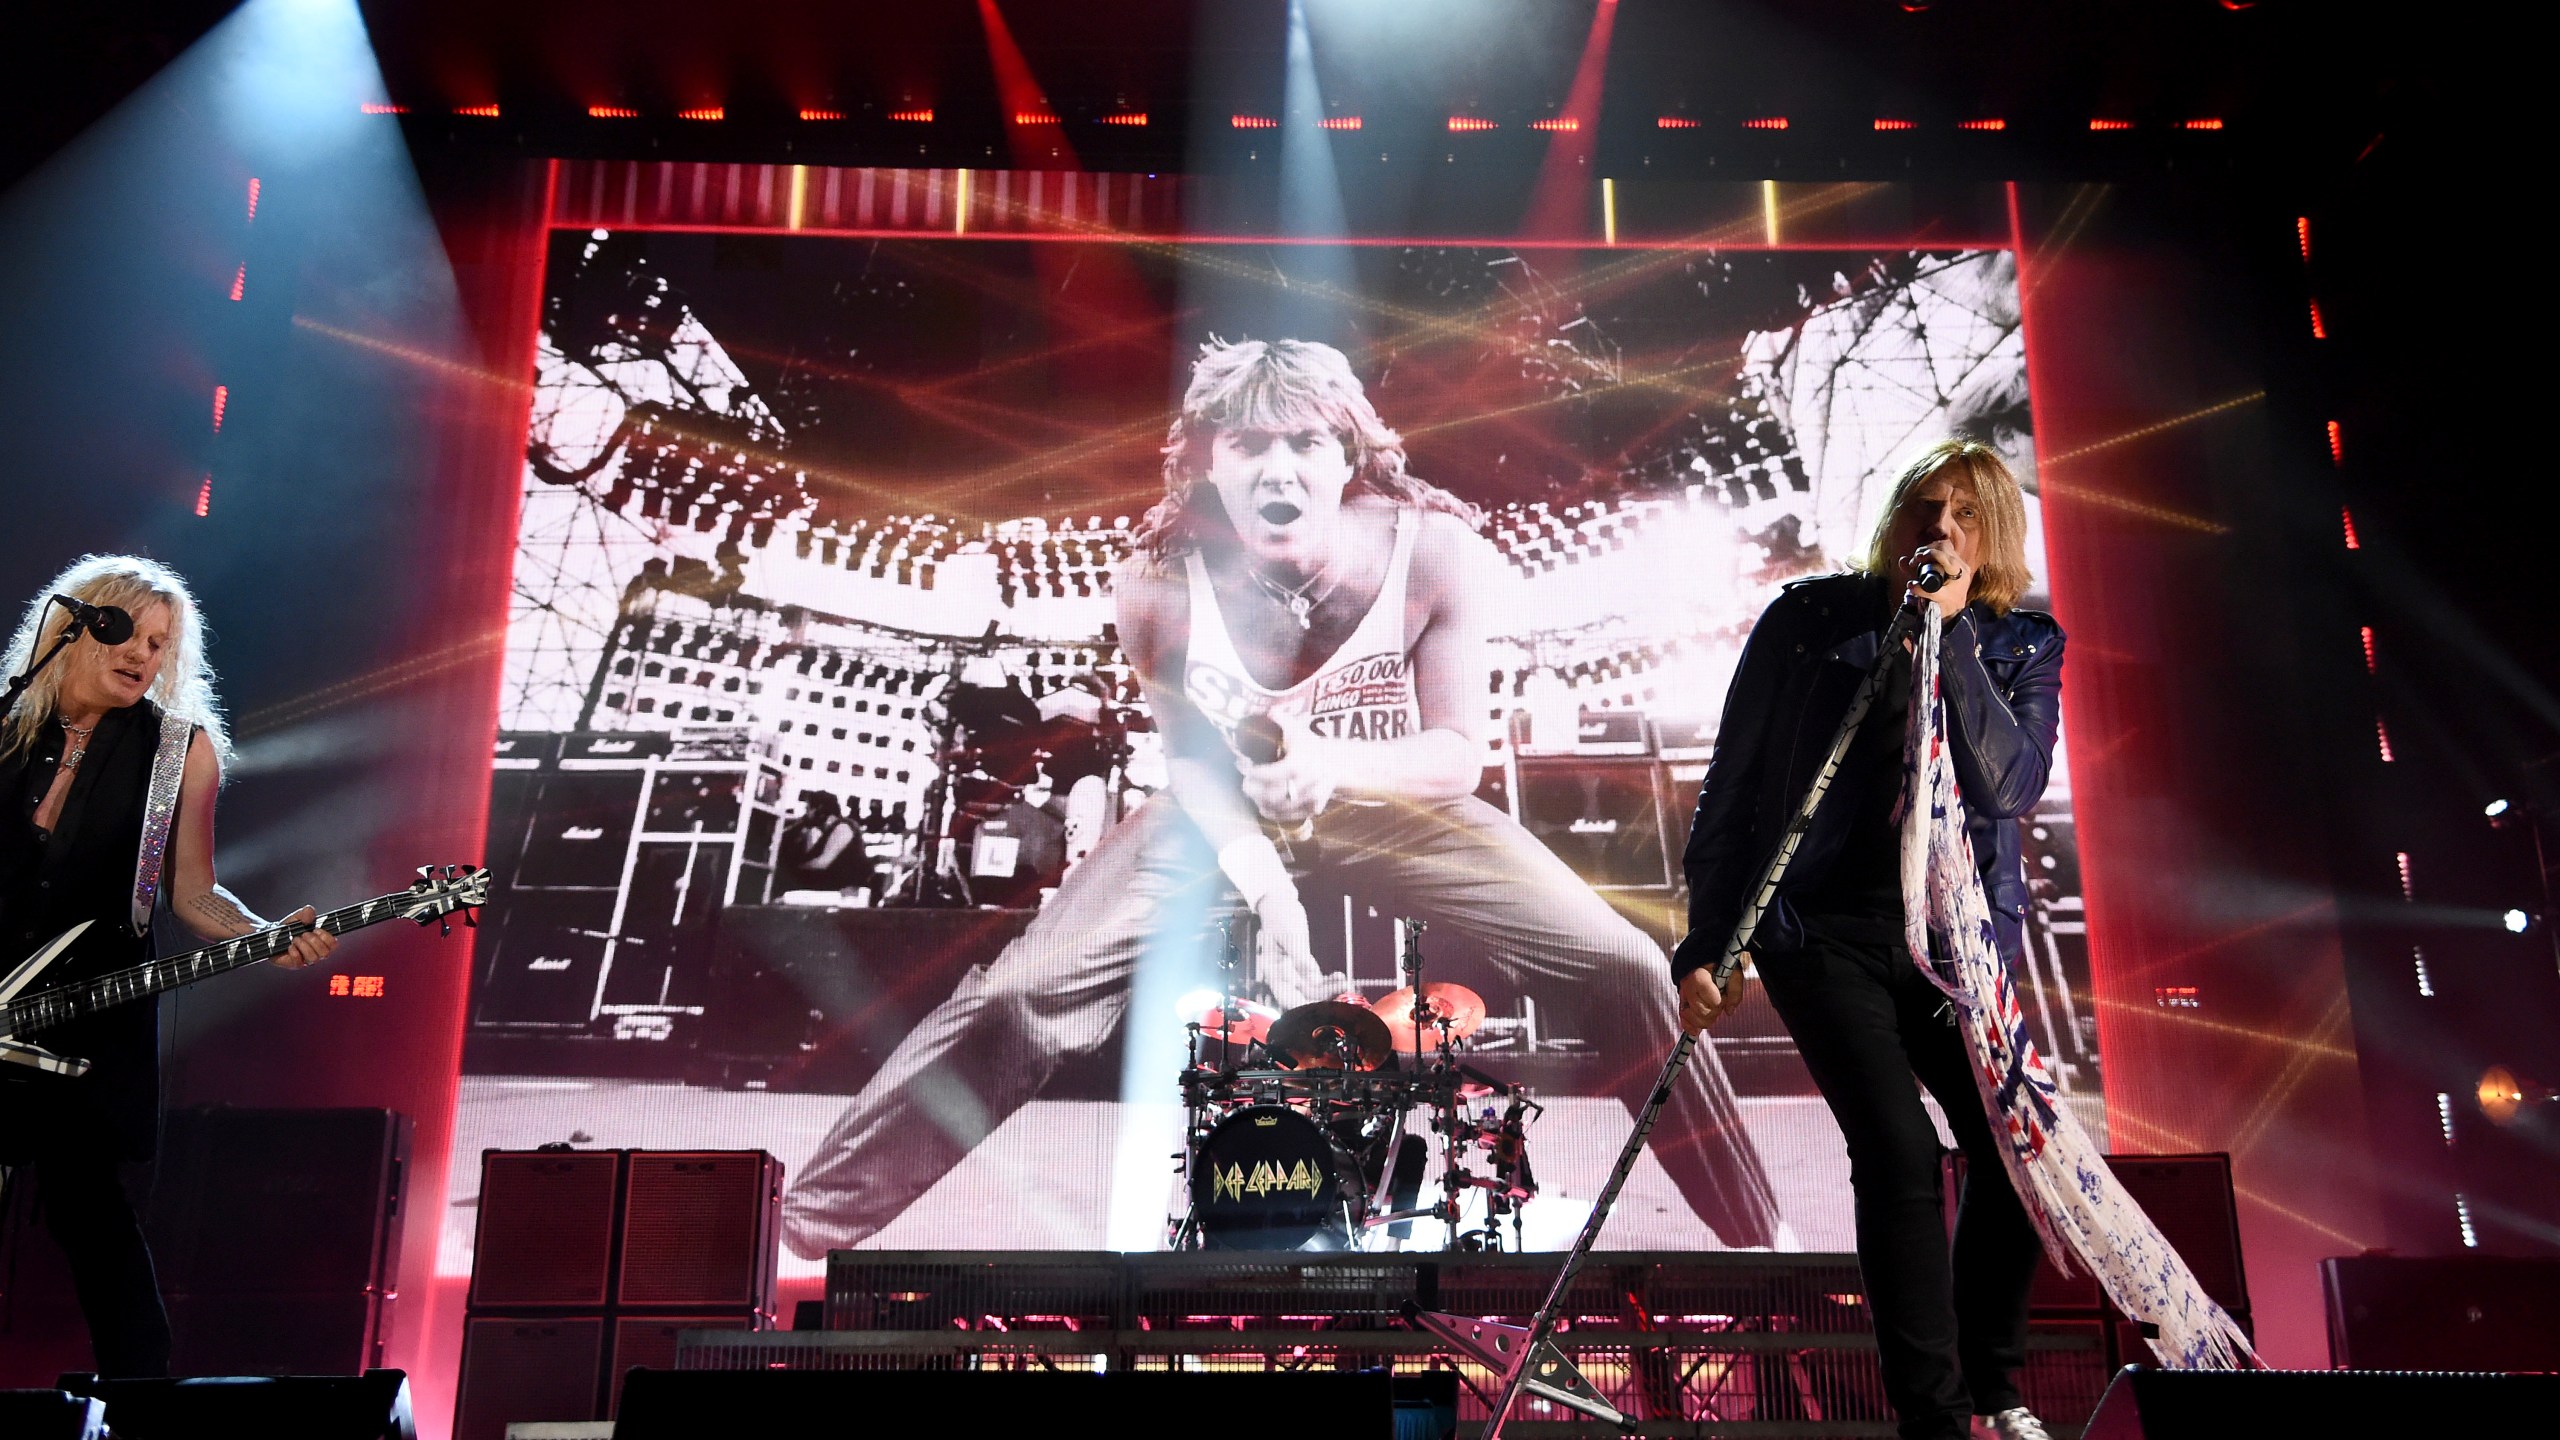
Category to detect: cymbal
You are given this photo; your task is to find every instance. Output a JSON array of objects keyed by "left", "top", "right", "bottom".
[
  {"left": 1267, "top": 1000, "right": 1393, "bottom": 1072},
  {"left": 1194, "top": 1004, "right": 1272, "bottom": 1046},
  {"left": 1371, "top": 982, "right": 1487, "bottom": 1044}
]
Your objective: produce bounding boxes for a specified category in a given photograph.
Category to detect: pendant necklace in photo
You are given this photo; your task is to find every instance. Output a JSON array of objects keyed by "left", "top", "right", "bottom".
[
  {"left": 1251, "top": 562, "right": 1339, "bottom": 631},
  {"left": 59, "top": 717, "right": 94, "bottom": 770}
]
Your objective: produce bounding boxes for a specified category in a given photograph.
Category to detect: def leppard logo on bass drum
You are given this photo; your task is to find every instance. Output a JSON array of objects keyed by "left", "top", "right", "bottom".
[{"left": 1211, "top": 1158, "right": 1327, "bottom": 1203}]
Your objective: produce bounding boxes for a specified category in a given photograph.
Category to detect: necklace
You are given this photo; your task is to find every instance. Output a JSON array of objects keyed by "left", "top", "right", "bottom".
[
  {"left": 59, "top": 716, "right": 95, "bottom": 770},
  {"left": 1249, "top": 562, "right": 1340, "bottom": 631}
]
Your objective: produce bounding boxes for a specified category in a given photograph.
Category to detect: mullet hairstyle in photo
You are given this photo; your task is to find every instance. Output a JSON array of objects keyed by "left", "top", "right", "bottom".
[
  {"left": 1134, "top": 337, "right": 1482, "bottom": 559},
  {"left": 1857, "top": 439, "right": 2036, "bottom": 616},
  {"left": 0, "top": 553, "right": 231, "bottom": 763}
]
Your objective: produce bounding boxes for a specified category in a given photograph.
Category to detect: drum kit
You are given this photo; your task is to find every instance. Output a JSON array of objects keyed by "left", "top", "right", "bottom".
[{"left": 1171, "top": 919, "right": 1544, "bottom": 1254}]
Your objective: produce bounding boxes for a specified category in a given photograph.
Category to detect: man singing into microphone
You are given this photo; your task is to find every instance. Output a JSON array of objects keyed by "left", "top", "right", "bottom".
[
  {"left": 783, "top": 338, "right": 1783, "bottom": 1254},
  {"left": 1675, "top": 440, "right": 2064, "bottom": 1440}
]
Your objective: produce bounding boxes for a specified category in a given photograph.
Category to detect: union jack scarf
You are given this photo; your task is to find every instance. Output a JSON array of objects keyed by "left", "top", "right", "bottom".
[{"left": 1897, "top": 604, "right": 2256, "bottom": 1370}]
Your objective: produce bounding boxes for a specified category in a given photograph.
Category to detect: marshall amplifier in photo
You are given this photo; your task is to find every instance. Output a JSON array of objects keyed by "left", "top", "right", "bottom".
[{"left": 1515, "top": 755, "right": 1674, "bottom": 891}]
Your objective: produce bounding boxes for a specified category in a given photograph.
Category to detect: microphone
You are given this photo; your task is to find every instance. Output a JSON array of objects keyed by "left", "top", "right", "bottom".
[
  {"left": 1233, "top": 714, "right": 1314, "bottom": 842},
  {"left": 53, "top": 595, "right": 134, "bottom": 645},
  {"left": 1910, "top": 549, "right": 1950, "bottom": 595}
]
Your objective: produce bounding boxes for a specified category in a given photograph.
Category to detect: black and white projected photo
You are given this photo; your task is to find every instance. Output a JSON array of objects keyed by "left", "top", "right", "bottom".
[{"left": 440, "top": 230, "right": 2097, "bottom": 1278}]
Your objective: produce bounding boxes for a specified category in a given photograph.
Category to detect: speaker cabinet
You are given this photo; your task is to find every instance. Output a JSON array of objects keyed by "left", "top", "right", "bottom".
[
  {"left": 617, "top": 1152, "right": 782, "bottom": 1310},
  {"left": 2321, "top": 1254, "right": 2560, "bottom": 1371},
  {"left": 144, "top": 1107, "right": 410, "bottom": 1376},
  {"left": 453, "top": 1317, "right": 606, "bottom": 1440},
  {"left": 1945, "top": 1152, "right": 2248, "bottom": 1331},
  {"left": 606, "top": 1315, "right": 755, "bottom": 1416},
  {"left": 468, "top": 1151, "right": 621, "bottom": 1309}
]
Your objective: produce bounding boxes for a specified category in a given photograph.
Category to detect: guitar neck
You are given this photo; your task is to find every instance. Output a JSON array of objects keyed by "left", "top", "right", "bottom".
[{"left": 3, "top": 891, "right": 408, "bottom": 1036}]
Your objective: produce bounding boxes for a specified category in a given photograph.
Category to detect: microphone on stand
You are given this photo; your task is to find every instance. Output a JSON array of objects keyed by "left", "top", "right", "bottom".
[
  {"left": 1909, "top": 549, "right": 1951, "bottom": 596},
  {"left": 1234, "top": 714, "right": 1315, "bottom": 843},
  {"left": 52, "top": 595, "right": 134, "bottom": 645}
]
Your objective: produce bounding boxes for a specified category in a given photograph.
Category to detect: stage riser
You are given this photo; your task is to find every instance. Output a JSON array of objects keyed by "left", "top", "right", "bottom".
[{"left": 778, "top": 1252, "right": 2110, "bottom": 1433}]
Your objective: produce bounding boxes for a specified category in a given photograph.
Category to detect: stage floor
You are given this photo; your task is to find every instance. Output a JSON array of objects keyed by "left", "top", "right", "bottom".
[{"left": 438, "top": 1078, "right": 2104, "bottom": 1277}]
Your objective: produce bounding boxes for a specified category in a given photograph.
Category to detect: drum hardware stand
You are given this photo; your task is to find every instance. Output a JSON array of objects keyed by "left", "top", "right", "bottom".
[{"left": 1431, "top": 597, "right": 1929, "bottom": 1438}]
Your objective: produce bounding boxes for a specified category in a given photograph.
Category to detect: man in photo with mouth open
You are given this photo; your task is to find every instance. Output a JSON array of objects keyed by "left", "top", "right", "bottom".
[{"left": 782, "top": 337, "right": 1783, "bottom": 1254}]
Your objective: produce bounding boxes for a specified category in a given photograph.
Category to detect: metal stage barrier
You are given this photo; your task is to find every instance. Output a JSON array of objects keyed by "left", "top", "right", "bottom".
[{"left": 668, "top": 1252, "right": 2111, "bottom": 1437}]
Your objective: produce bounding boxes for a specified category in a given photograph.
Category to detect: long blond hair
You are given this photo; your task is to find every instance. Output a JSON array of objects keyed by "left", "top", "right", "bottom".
[
  {"left": 1134, "top": 337, "right": 1482, "bottom": 559},
  {"left": 2, "top": 555, "right": 229, "bottom": 763},
  {"left": 1858, "top": 440, "right": 2035, "bottom": 615}
]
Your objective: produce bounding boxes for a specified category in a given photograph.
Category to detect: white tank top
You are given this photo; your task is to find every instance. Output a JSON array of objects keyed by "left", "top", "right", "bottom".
[{"left": 1181, "top": 509, "right": 1425, "bottom": 755}]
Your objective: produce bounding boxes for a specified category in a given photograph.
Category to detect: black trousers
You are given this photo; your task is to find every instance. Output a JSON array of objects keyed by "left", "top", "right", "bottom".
[
  {"left": 1758, "top": 919, "right": 2041, "bottom": 1440},
  {"left": 11, "top": 1156, "right": 173, "bottom": 1378}
]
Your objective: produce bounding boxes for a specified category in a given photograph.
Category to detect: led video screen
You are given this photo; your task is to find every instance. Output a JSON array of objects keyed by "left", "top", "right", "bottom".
[{"left": 443, "top": 222, "right": 2097, "bottom": 1276}]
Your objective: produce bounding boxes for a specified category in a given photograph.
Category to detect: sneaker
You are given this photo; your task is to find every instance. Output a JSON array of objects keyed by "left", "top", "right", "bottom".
[{"left": 1977, "top": 1408, "right": 2053, "bottom": 1440}]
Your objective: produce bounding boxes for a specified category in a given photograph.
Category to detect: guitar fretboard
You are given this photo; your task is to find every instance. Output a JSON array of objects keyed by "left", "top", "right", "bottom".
[{"left": 1, "top": 891, "right": 414, "bottom": 1036}]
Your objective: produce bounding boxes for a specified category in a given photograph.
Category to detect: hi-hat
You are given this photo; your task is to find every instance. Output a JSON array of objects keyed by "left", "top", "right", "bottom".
[
  {"left": 1267, "top": 1000, "right": 1393, "bottom": 1071},
  {"left": 1372, "top": 982, "right": 1486, "bottom": 1044}
]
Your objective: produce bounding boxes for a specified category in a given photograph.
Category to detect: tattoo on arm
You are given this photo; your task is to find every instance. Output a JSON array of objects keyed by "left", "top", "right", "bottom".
[{"left": 186, "top": 888, "right": 267, "bottom": 939}]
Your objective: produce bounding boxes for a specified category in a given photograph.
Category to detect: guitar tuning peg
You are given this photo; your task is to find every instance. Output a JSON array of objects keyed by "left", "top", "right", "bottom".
[
  {"left": 440, "top": 917, "right": 452, "bottom": 937},
  {"left": 416, "top": 865, "right": 431, "bottom": 880},
  {"left": 464, "top": 908, "right": 481, "bottom": 929}
]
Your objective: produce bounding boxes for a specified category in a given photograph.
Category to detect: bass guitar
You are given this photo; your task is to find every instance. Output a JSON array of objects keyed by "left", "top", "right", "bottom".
[{"left": 0, "top": 864, "right": 486, "bottom": 1077}]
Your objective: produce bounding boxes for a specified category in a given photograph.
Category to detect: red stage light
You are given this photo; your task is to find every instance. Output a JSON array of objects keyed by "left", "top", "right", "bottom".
[
  {"left": 2360, "top": 626, "right": 2377, "bottom": 673},
  {"left": 2089, "top": 118, "right": 2133, "bottom": 131},
  {"left": 194, "top": 474, "right": 212, "bottom": 518},
  {"left": 1101, "top": 112, "right": 1148, "bottom": 127},
  {"left": 1013, "top": 111, "right": 1060, "bottom": 125},
  {"left": 2341, "top": 505, "right": 2360, "bottom": 550},
  {"left": 2183, "top": 118, "right": 2225, "bottom": 131},
  {"left": 2309, "top": 299, "right": 2327, "bottom": 339},
  {"left": 1655, "top": 116, "right": 1701, "bottom": 129},
  {"left": 2395, "top": 851, "right": 2414, "bottom": 898},
  {"left": 1743, "top": 117, "right": 1788, "bottom": 130},
  {"left": 677, "top": 107, "right": 724, "bottom": 122},
  {"left": 1318, "top": 116, "right": 1361, "bottom": 131},
  {"left": 1958, "top": 118, "right": 2006, "bottom": 131},
  {"left": 211, "top": 384, "right": 228, "bottom": 433},
  {"left": 1448, "top": 116, "right": 1497, "bottom": 132},
  {"left": 2377, "top": 718, "right": 2395, "bottom": 764},
  {"left": 888, "top": 108, "right": 934, "bottom": 123},
  {"left": 228, "top": 264, "right": 245, "bottom": 302},
  {"left": 2327, "top": 419, "right": 2344, "bottom": 466},
  {"left": 588, "top": 105, "right": 639, "bottom": 119},
  {"left": 798, "top": 108, "right": 845, "bottom": 122},
  {"left": 359, "top": 102, "right": 406, "bottom": 116},
  {"left": 453, "top": 104, "right": 500, "bottom": 118},
  {"left": 1873, "top": 118, "right": 1915, "bottom": 131},
  {"left": 246, "top": 177, "right": 260, "bottom": 221},
  {"left": 1231, "top": 115, "right": 1278, "bottom": 129},
  {"left": 1528, "top": 117, "right": 1579, "bottom": 132},
  {"left": 2296, "top": 216, "right": 2312, "bottom": 259}
]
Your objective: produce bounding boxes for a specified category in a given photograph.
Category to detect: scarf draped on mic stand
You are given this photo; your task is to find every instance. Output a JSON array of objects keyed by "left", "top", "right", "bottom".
[{"left": 1898, "top": 603, "right": 2257, "bottom": 1371}]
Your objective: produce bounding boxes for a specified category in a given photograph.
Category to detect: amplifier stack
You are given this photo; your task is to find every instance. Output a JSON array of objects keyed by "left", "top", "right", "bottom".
[{"left": 452, "top": 1148, "right": 782, "bottom": 1440}]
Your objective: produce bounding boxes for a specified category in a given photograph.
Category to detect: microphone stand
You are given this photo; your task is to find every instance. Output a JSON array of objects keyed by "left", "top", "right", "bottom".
[
  {"left": 1434, "top": 589, "right": 1935, "bottom": 1437},
  {"left": 0, "top": 631, "right": 82, "bottom": 725}
]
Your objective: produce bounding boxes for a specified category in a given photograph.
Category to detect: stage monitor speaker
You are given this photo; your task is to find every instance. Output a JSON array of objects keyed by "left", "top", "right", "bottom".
[
  {"left": 2083, "top": 1366, "right": 2559, "bottom": 1439},
  {"left": 2321, "top": 1254, "right": 2560, "bottom": 1371},
  {"left": 1946, "top": 1152, "right": 2247, "bottom": 1324},
  {"left": 0, "top": 1391, "right": 104, "bottom": 1440},
  {"left": 64, "top": 1369, "right": 414, "bottom": 1440},
  {"left": 469, "top": 1151, "right": 621, "bottom": 1310},
  {"left": 613, "top": 1369, "right": 1393, "bottom": 1440},
  {"left": 452, "top": 1317, "right": 605, "bottom": 1440},
  {"left": 1515, "top": 756, "right": 1672, "bottom": 890},
  {"left": 615, "top": 1152, "right": 782, "bottom": 1312}
]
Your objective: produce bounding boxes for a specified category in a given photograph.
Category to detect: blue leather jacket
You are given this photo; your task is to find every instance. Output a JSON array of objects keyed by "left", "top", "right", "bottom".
[{"left": 1672, "top": 572, "right": 2065, "bottom": 978}]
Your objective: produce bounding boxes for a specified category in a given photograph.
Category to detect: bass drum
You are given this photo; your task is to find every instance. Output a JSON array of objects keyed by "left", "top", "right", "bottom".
[{"left": 1188, "top": 1104, "right": 1357, "bottom": 1251}]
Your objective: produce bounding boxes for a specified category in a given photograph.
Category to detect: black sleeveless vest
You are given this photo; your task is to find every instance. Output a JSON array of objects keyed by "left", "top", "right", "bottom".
[{"left": 0, "top": 700, "right": 168, "bottom": 1162}]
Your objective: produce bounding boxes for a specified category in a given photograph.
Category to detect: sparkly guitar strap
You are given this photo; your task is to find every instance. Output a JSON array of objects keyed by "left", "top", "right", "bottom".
[{"left": 130, "top": 709, "right": 192, "bottom": 935}]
